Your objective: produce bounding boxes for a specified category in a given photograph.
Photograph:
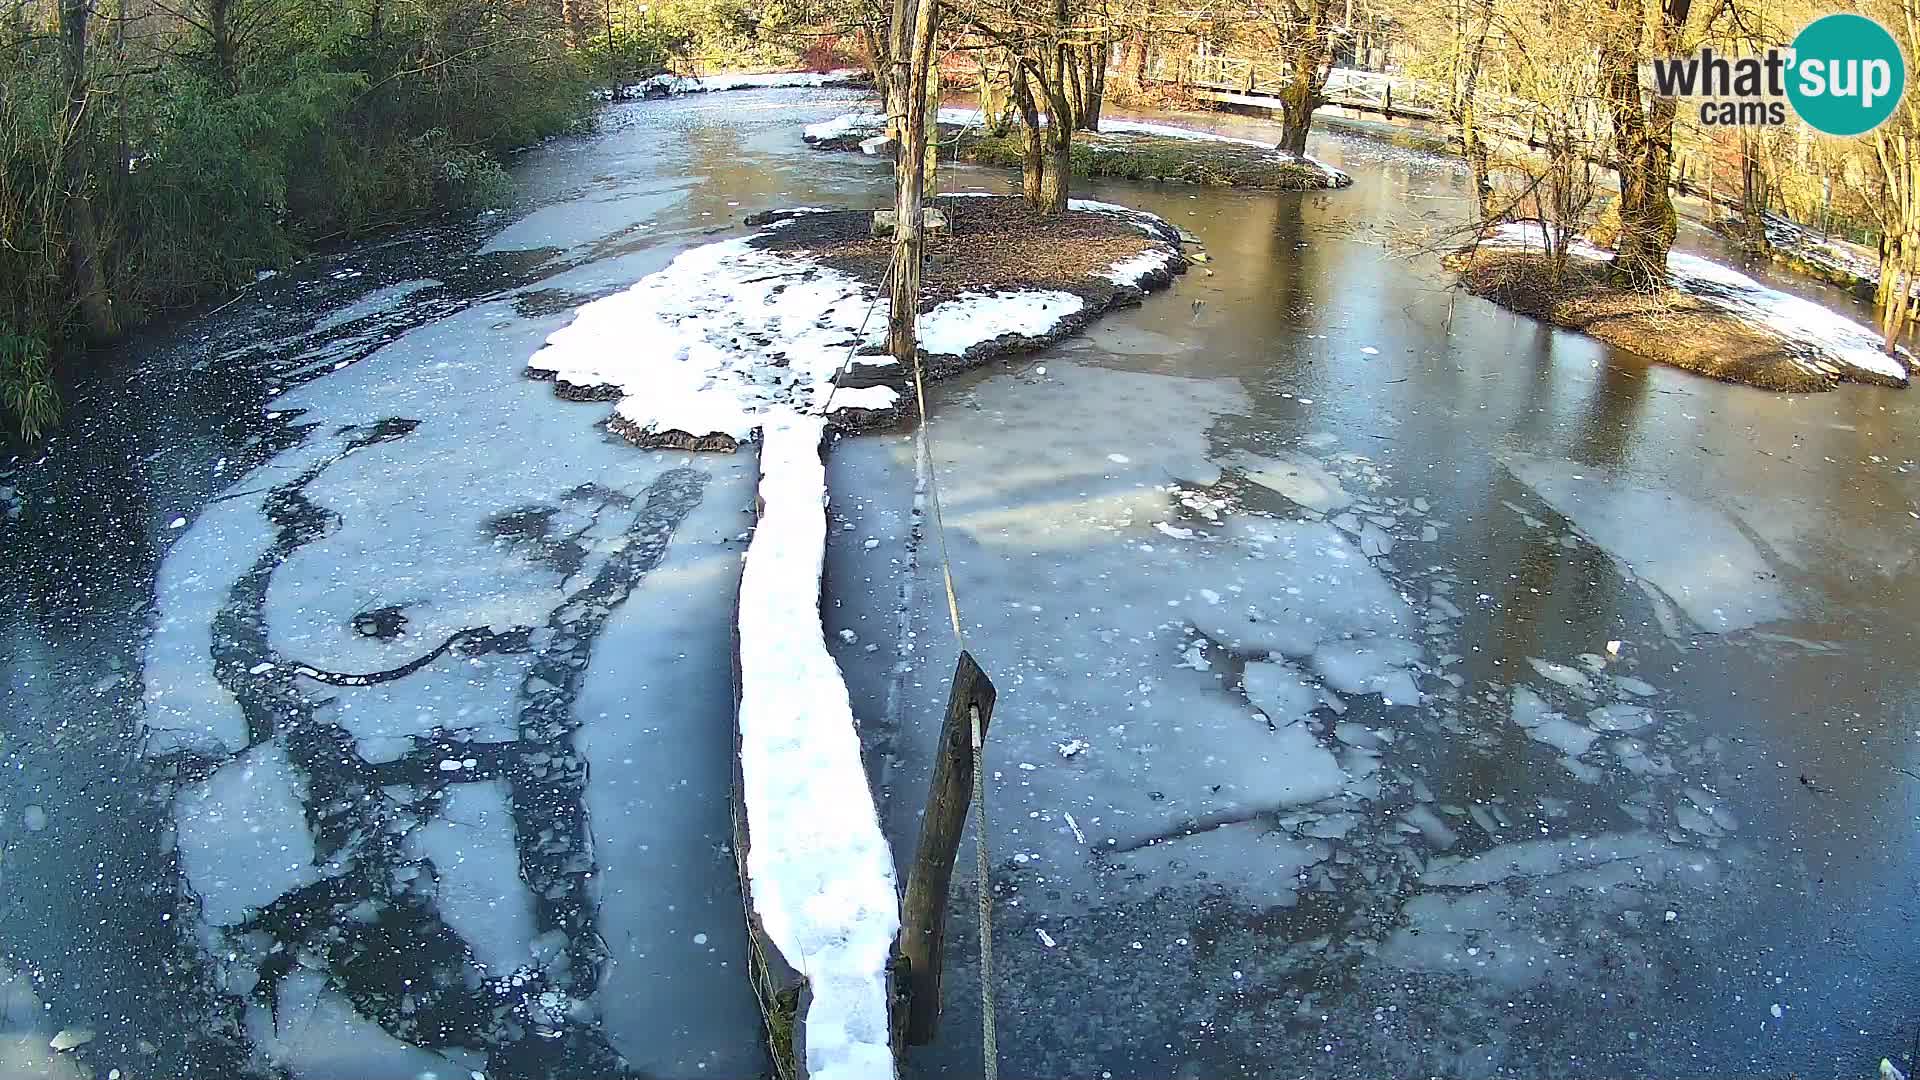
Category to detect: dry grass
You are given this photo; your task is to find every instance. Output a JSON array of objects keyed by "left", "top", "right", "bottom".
[{"left": 1455, "top": 248, "right": 1840, "bottom": 393}]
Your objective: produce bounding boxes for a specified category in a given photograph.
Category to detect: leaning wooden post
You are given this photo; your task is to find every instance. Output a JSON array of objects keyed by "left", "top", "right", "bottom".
[{"left": 899, "top": 650, "right": 997, "bottom": 1044}]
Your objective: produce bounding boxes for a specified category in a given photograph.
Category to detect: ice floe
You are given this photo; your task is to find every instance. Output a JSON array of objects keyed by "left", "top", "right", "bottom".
[{"left": 1503, "top": 451, "right": 1791, "bottom": 634}]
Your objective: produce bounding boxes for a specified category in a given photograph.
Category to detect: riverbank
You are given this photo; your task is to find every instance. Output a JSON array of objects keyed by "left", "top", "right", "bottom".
[
  {"left": 1453, "top": 224, "right": 1912, "bottom": 392},
  {"left": 804, "top": 110, "right": 1350, "bottom": 190},
  {"left": 526, "top": 194, "right": 1189, "bottom": 448},
  {"left": 604, "top": 67, "right": 869, "bottom": 100},
  {"left": 1706, "top": 212, "right": 1892, "bottom": 302}
]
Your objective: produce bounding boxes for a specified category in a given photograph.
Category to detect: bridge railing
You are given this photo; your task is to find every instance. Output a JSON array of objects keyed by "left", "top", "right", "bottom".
[{"left": 1180, "top": 55, "right": 1444, "bottom": 119}]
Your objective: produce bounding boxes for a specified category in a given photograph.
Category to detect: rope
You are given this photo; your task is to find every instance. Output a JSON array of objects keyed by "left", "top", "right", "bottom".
[
  {"left": 904, "top": 310, "right": 995, "bottom": 1080},
  {"left": 818, "top": 261, "right": 894, "bottom": 419},
  {"left": 970, "top": 703, "right": 996, "bottom": 1080}
]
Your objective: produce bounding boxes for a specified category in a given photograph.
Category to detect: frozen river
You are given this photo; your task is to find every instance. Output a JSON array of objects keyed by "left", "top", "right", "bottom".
[{"left": 0, "top": 88, "right": 1916, "bottom": 1079}]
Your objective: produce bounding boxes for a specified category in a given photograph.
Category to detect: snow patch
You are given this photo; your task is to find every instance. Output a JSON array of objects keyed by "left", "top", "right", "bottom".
[
  {"left": 919, "top": 290, "right": 1086, "bottom": 356},
  {"left": 630, "top": 69, "right": 862, "bottom": 98},
  {"left": 528, "top": 234, "right": 896, "bottom": 444}
]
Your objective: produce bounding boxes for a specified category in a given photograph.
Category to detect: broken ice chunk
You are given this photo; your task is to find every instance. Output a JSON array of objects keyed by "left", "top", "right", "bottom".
[
  {"left": 1402, "top": 804, "right": 1458, "bottom": 850},
  {"left": 1242, "top": 661, "right": 1318, "bottom": 726},
  {"left": 1225, "top": 452, "right": 1352, "bottom": 514},
  {"left": 1586, "top": 704, "right": 1655, "bottom": 732},
  {"left": 1310, "top": 637, "right": 1422, "bottom": 703},
  {"left": 1526, "top": 657, "right": 1596, "bottom": 698}
]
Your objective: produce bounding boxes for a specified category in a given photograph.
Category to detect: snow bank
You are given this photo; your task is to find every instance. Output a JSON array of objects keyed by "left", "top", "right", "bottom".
[
  {"left": 1666, "top": 250, "right": 1908, "bottom": 382},
  {"left": 920, "top": 290, "right": 1085, "bottom": 355},
  {"left": 527, "top": 225, "right": 897, "bottom": 445},
  {"left": 1485, "top": 222, "right": 1909, "bottom": 386},
  {"left": 625, "top": 68, "right": 863, "bottom": 99},
  {"left": 735, "top": 414, "right": 899, "bottom": 1080},
  {"left": 1102, "top": 247, "right": 1183, "bottom": 286}
]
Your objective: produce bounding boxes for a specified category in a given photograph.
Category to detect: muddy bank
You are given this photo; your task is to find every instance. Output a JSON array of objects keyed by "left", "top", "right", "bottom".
[{"left": 1454, "top": 245, "right": 1912, "bottom": 392}]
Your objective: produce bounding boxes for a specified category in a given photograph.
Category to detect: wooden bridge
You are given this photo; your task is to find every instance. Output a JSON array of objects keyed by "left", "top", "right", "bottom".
[{"left": 1172, "top": 55, "right": 1446, "bottom": 121}]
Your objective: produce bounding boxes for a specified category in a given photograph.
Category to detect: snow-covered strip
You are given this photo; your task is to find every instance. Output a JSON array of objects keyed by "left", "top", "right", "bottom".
[
  {"left": 802, "top": 112, "right": 874, "bottom": 141},
  {"left": 628, "top": 68, "right": 864, "bottom": 98},
  {"left": 920, "top": 290, "right": 1086, "bottom": 355},
  {"left": 1485, "top": 222, "right": 1910, "bottom": 385},
  {"left": 736, "top": 414, "right": 899, "bottom": 1080},
  {"left": 527, "top": 230, "right": 898, "bottom": 444}
]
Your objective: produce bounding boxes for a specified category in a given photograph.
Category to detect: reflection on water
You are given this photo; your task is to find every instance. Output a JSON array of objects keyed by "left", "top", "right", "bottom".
[{"left": 0, "top": 89, "right": 1915, "bottom": 1080}]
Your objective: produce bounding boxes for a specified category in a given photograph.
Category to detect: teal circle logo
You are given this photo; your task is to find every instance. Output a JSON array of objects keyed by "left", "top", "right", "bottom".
[{"left": 1787, "top": 14, "right": 1906, "bottom": 136}]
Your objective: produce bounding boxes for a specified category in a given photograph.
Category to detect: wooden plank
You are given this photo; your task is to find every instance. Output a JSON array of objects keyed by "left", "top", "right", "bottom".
[{"left": 897, "top": 650, "right": 998, "bottom": 1045}]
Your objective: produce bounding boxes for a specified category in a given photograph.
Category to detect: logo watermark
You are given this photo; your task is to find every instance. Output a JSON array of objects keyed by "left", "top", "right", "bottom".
[{"left": 1644, "top": 13, "right": 1906, "bottom": 135}]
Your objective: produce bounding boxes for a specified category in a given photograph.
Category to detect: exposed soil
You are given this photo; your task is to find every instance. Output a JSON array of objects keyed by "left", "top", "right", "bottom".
[
  {"left": 1453, "top": 247, "right": 1900, "bottom": 393},
  {"left": 811, "top": 122, "right": 1349, "bottom": 190},
  {"left": 743, "top": 195, "right": 1189, "bottom": 434}
]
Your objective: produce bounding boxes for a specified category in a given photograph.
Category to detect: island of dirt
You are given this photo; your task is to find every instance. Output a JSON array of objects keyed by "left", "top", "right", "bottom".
[
  {"left": 808, "top": 116, "right": 1350, "bottom": 190},
  {"left": 524, "top": 194, "right": 1190, "bottom": 450},
  {"left": 751, "top": 193, "right": 1186, "bottom": 375},
  {"left": 1452, "top": 238, "right": 1913, "bottom": 393}
]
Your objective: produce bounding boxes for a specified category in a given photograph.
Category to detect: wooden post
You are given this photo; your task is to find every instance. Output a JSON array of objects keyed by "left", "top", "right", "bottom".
[
  {"left": 898, "top": 650, "right": 997, "bottom": 1045},
  {"left": 1383, "top": 83, "right": 1393, "bottom": 118}
]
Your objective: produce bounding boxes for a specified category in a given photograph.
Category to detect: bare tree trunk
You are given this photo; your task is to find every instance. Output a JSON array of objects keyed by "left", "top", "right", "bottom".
[
  {"left": 1033, "top": 7, "right": 1074, "bottom": 216},
  {"left": 861, "top": 21, "right": 895, "bottom": 127},
  {"left": 60, "top": 0, "right": 116, "bottom": 342},
  {"left": 202, "top": 0, "right": 237, "bottom": 87},
  {"left": 1080, "top": 42, "right": 1105, "bottom": 129},
  {"left": 921, "top": 53, "right": 940, "bottom": 195},
  {"left": 1456, "top": 0, "right": 1494, "bottom": 222},
  {"left": 1602, "top": 0, "right": 1691, "bottom": 290},
  {"left": 978, "top": 52, "right": 1013, "bottom": 135},
  {"left": 1275, "top": 0, "right": 1333, "bottom": 157},
  {"left": 1739, "top": 132, "right": 1769, "bottom": 253},
  {"left": 1062, "top": 46, "right": 1085, "bottom": 128},
  {"left": 885, "top": 0, "right": 939, "bottom": 362},
  {"left": 1011, "top": 61, "right": 1045, "bottom": 206}
]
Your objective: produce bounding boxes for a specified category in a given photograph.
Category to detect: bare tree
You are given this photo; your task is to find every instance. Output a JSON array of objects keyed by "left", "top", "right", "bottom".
[
  {"left": 59, "top": 0, "right": 117, "bottom": 340},
  {"left": 1597, "top": 0, "right": 1692, "bottom": 288}
]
